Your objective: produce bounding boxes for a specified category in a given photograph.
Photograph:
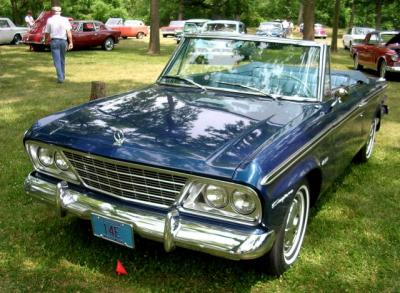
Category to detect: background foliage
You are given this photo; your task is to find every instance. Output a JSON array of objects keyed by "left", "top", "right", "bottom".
[{"left": 1, "top": 0, "right": 400, "bottom": 29}]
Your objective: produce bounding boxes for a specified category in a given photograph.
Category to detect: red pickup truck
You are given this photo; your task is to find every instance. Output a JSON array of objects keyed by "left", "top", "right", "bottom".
[{"left": 352, "top": 31, "right": 400, "bottom": 78}]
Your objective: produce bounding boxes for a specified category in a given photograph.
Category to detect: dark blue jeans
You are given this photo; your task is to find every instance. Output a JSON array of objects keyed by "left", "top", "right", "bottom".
[{"left": 50, "top": 39, "right": 67, "bottom": 82}]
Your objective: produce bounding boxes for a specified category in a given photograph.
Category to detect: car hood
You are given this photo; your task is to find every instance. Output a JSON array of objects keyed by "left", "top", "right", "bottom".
[{"left": 26, "top": 85, "right": 316, "bottom": 179}]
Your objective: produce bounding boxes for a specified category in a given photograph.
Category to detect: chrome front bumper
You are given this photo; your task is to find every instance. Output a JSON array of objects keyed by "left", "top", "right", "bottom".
[
  {"left": 24, "top": 173, "right": 275, "bottom": 260},
  {"left": 386, "top": 66, "right": 400, "bottom": 72}
]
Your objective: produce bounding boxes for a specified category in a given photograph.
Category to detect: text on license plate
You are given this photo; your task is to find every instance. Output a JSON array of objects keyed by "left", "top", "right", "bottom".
[{"left": 91, "top": 214, "right": 134, "bottom": 248}]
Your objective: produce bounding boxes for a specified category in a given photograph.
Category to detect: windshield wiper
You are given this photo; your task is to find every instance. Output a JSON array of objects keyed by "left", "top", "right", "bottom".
[
  {"left": 162, "top": 75, "right": 207, "bottom": 91},
  {"left": 213, "top": 81, "right": 277, "bottom": 100}
]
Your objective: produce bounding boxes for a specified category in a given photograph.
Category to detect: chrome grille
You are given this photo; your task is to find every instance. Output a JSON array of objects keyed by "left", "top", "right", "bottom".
[{"left": 63, "top": 151, "right": 188, "bottom": 207}]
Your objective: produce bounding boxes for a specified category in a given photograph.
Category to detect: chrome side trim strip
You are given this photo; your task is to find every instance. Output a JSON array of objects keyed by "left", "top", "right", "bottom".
[{"left": 261, "top": 86, "right": 387, "bottom": 185}]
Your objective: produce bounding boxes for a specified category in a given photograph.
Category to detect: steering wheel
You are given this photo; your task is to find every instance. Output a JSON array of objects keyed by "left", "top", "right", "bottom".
[{"left": 279, "top": 74, "right": 314, "bottom": 97}]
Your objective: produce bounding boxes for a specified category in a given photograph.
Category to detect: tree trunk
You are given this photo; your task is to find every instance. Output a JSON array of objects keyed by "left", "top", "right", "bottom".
[
  {"left": 178, "top": 0, "right": 184, "bottom": 20},
  {"left": 90, "top": 81, "right": 107, "bottom": 101},
  {"left": 303, "top": 0, "right": 315, "bottom": 40},
  {"left": 51, "top": 0, "right": 61, "bottom": 6},
  {"left": 375, "top": 0, "right": 383, "bottom": 30},
  {"left": 10, "top": 0, "right": 18, "bottom": 23},
  {"left": 148, "top": 0, "right": 160, "bottom": 54},
  {"left": 331, "top": 0, "right": 340, "bottom": 52},
  {"left": 348, "top": 0, "right": 355, "bottom": 28},
  {"left": 297, "top": 0, "right": 304, "bottom": 26}
]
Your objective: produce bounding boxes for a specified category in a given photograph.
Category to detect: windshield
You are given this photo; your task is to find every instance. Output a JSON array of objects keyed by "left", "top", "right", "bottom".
[
  {"left": 160, "top": 38, "right": 320, "bottom": 100},
  {"left": 354, "top": 27, "right": 374, "bottom": 35},
  {"left": 170, "top": 21, "right": 185, "bottom": 26},
  {"left": 205, "top": 23, "right": 237, "bottom": 33},
  {"left": 184, "top": 22, "right": 203, "bottom": 33},
  {"left": 105, "top": 18, "right": 122, "bottom": 26},
  {"left": 259, "top": 22, "right": 282, "bottom": 30}
]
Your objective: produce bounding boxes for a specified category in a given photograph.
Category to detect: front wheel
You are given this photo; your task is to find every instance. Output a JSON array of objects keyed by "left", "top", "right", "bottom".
[
  {"left": 263, "top": 181, "right": 310, "bottom": 275},
  {"left": 136, "top": 32, "right": 144, "bottom": 39},
  {"left": 355, "top": 117, "right": 379, "bottom": 163},
  {"left": 379, "top": 60, "right": 387, "bottom": 78},
  {"left": 102, "top": 37, "right": 114, "bottom": 51},
  {"left": 354, "top": 54, "right": 363, "bottom": 70}
]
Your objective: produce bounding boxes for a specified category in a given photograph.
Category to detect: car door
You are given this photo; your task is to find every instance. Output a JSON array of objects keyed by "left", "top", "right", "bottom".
[
  {"left": 92, "top": 22, "right": 105, "bottom": 45},
  {"left": 319, "top": 54, "right": 365, "bottom": 181},
  {"left": 0, "top": 19, "right": 12, "bottom": 43},
  {"left": 361, "top": 33, "right": 379, "bottom": 68}
]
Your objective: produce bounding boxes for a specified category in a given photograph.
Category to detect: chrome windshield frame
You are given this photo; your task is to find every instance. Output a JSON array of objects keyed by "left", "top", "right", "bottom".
[{"left": 157, "top": 34, "right": 326, "bottom": 102}]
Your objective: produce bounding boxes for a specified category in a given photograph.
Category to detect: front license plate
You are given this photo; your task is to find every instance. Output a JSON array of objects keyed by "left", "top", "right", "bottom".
[{"left": 91, "top": 214, "right": 134, "bottom": 248}]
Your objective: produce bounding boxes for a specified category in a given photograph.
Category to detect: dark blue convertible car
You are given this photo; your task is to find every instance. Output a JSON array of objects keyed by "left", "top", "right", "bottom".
[{"left": 24, "top": 34, "right": 388, "bottom": 275}]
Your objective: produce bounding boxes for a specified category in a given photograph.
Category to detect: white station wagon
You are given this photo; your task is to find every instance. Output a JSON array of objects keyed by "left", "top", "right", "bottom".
[{"left": 0, "top": 17, "right": 28, "bottom": 45}]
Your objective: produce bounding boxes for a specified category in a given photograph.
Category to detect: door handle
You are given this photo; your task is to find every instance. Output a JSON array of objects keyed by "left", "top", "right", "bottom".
[{"left": 358, "top": 100, "right": 368, "bottom": 108}]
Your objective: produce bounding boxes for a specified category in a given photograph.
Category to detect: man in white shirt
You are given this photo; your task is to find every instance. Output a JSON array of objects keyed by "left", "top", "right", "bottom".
[
  {"left": 24, "top": 10, "right": 34, "bottom": 28},
  {"left": 45, "top": 6, "right": 73, "bottom": 83}
]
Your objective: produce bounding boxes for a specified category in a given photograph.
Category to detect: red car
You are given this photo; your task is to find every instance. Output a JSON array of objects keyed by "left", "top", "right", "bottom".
[
  {"left": 23, "top": 12, "right": 120, "bottom": 51},
  {"left": 352, "top": 31, "right": 400, "bottom": 78},
  {"left": 160, "top": 20, "right": 185, "bottom": 38},
  {"left": 70, "top": 21, "right": 120, "bottom": 50}
]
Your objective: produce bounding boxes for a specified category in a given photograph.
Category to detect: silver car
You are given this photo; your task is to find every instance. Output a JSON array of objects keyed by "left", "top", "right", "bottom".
[{"left": 0, "top": 17, "right": 28, "bottom": 45}]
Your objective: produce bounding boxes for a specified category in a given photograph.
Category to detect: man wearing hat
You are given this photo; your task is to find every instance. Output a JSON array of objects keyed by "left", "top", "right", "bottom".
[{"left": 44, "top": 6, "right": 73, "bottom": 83}]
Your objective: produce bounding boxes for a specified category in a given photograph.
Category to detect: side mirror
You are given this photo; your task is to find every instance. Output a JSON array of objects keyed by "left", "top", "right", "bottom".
[
  {"left": 335, "top": 87, "right": 348, "bottom": 98},
  {"left": 330, "top": 87, "right": 348, "bottom": 108}
]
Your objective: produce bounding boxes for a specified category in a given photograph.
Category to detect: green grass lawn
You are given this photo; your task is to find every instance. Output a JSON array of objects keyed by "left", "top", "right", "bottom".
[{"left": 0, "top": 37, "right": 399, "bottom": 292}]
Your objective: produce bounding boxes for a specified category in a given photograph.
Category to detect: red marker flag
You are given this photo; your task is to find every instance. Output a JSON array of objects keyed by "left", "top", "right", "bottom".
[{"left": 116, "top": 259, "right": 128, "bottom": 275}]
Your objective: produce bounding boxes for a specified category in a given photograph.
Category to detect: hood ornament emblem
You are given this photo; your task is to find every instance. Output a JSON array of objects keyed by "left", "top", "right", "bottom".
[{"left": 113, "top": 129, "right": 125, "bottom": 146}]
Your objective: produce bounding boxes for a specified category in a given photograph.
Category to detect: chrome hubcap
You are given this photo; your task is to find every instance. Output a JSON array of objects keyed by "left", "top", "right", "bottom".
[
  {"left": 283, "top": 185, "right": 309, "bottom": 265},
  {"left": 106, "top": 39, "right": 113, "bottom": 49},
  {"left": 365, "top": 118, "right": 378, "bottom": 159}
]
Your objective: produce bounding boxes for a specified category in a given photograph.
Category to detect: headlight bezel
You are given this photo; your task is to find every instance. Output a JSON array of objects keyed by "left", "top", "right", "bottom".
[
  {"left": 25, "top": 140, "right": 79, "bottom": 184},
  {"left": 182, "top": 179, "right": 262, "bottom": 225}
]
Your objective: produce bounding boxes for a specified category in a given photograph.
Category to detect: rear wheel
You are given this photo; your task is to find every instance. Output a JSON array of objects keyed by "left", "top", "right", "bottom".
[
  {"left": 263, "top": 181, "right": 310, "bottom": 275},
  {"left": 354, "top": 54, "right": 363, "bottom": 70},
  {"left": 379, "top": 60, "right": 387, "bottom": 78},
  {"left": 102, "top": 37, "right": 114, "bottom": 51},
  {"left": 136, "top": 32, "right": 144, "bottom": 39},
  {"left": 11, "top": 34, "right": 22, "bottom": 45}
]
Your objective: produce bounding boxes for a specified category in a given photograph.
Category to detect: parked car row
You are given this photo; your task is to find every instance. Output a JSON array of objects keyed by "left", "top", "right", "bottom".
[{"left": 22, "top": 12, "right": 121, "bottom": 51}]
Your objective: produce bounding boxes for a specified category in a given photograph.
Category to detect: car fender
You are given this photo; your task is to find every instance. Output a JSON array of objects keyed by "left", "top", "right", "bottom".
[{"left": 261, "top": 155, "right": 321, "bottom": 229}]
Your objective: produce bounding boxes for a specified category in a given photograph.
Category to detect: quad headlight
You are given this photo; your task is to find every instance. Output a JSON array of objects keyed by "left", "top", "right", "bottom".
[
  {"left": 204, "top": 185, "right": 228, "bottom": 208},
  {"left": 182, "top": 180, "right": 261, "bottom": 224},
  {"left": 25, "top": 141, "right": 78, "bottom": 183},
  {"left": 390, "top": 54, "right": 398, "bottom": 61},
  {"left": 37, "top": 147, "right": 54, "bottom": 167}
]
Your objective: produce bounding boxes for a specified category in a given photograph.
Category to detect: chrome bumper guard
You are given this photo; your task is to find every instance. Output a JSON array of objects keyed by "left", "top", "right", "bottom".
[{"left": 24, "top": 173, "right": 275, "bottom": 260}]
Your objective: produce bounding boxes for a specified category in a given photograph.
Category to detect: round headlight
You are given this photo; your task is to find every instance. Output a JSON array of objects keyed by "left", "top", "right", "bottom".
[
  {"left": 390, "top": 54, "right": 398, "bottom": 61},
  {"left": 37, "top": 147, "right": 54, "bottom": 167},
  {"left": 204, "top": 185, "right": 228, "bottom": 208},
  {"left": 54, "top": 151, "right": 69, "bottom": 171},
  {"left": 232, "top": 190, "right": 256, "bottom": 215}
]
